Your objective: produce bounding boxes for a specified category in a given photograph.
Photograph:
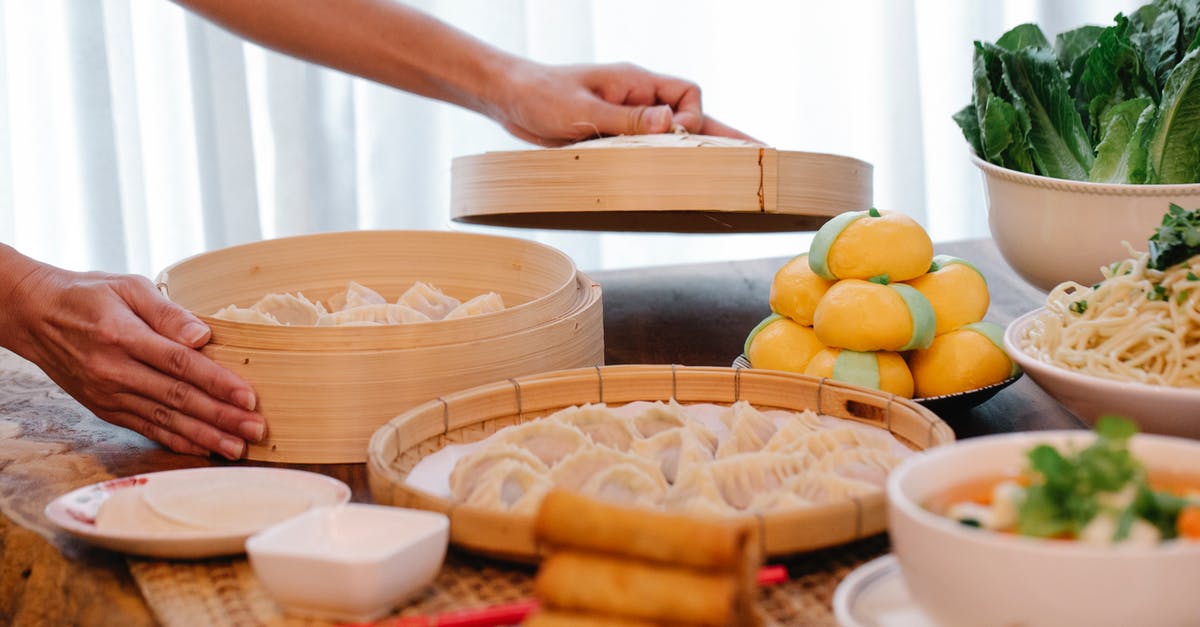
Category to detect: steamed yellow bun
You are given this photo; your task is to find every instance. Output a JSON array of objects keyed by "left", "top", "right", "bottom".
[
  {"left": 809, "top": 208, "right": 934, "bottom": 282},
  {"left": 744, "top": 314, "right": 825, "bottom": 374},
  {"left": 769, "top": 253, "right": 834, "bottom": 326},
  {"left": 908, "top": 322, "right": 1017, "bottom": 397},
  {"left": 812, "top": 279, "right": 936, "bottom": 352},
  {"left": 804, "top": 348, "right": 914, "bottom": 398},
  {"left": 904, "top": 255, "right": 989, "bottom": 336}
]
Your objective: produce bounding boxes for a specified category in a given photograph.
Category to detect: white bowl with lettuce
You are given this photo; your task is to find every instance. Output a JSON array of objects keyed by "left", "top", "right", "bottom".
[
  {"left": 888, "top": 418, "right": 1200, "bottom": 627},
  {"left": 957, "top": 14, "right": 1200, "bottom": 292}
]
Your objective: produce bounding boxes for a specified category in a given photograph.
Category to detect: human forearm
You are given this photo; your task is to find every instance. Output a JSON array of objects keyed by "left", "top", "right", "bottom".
[
  {"left": 174, "top": 0, "right": 517, "bottom": 118},
  {"left": 0, "top": 243, "right": 49, "bottom": 356}
]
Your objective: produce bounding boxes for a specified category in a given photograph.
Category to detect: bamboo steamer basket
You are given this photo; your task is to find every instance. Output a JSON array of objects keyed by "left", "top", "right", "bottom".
[
  {"left": 367, "top": 365, "right": 954, "bottom": 562},
  {"left": 156, "top": 230, "right": 604, "bottom": 463},
  {"left": 450, "top": 145, "right": 872, "bottom": 232}
]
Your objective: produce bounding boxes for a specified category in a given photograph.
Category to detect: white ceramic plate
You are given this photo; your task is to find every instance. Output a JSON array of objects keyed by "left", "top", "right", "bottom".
[
  {"left": 833, "top": 554, "right": 933, "bottom": 627},
  {"left": 1004, "top": 309, "right": 1200, "bottom": 438},
  {"left": 44, "top": 467, "right": 351, "bottom": 559}
]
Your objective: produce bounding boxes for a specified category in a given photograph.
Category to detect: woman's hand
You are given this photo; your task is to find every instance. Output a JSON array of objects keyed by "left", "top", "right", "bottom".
[
  {"left": 489, "top": 60, "right": 759, "bottom": 147},
  {"left": 1, "top": 257, "right": 264, "bottom": 459}
]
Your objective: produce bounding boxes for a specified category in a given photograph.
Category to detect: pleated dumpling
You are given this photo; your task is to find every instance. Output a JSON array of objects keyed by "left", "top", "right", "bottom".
[
  {"left": 397, "top": 281, "right": 461, "bottom": 321},
  {"left": 316, "top": 303, "right": 431, "bottom": 326},
  {"left": 747, "top": 489, "right": 815, "bottom": 514},
  {"left": 493, "top": 420, "right": 589, "bottom": 467},
  {"left": 785, "top": 426, "right": 897, "bottom": 459},
  {"left": 630, "top": 400, "right": 689, "bottom": 438},
  {"left": 212, "top": 305, "right": 282, "bottom": 325},
  {"left": 326, "top": 280, "right": 388, "bottom": 312},
  {"left": 629, "top": 425, "right": 714, "bottom": 484},
  {"left": 578, "top": 463, "right": 668, "bottom": 509},
  {"left": 460, "top": 459, "right": 553, "bottom": 514},
  {"left": 449, "top": 444, "right": 549, "bottom": 501},
  {"left": 251, "top": 292, "right": 327, "bottom": 326},
  {"left": 444, "top": 292, "right": 505, "bottom": 320},
  {"left": 782, "top": 471, "right": 878, "bottom": 504},
  {"left": 814, "top": 447, "right": 905, "bottom": 486},
  {"left": 664, "top": 464, "right": 739, "bottom": 517},
  {"left": 708, "top": 452, "right": 809, "bottom": 510},
  {"left": 549, "top": 448, "right": 663, "bottom": 491},
  {"left": 548, "top": 404, "right": 639, "bottom": 452},
  {"left": 715, "top": 401, "right": 777, "bottom": 459},
  {"left": 762, "top": 409, "right": 823, "bottom": 453}
]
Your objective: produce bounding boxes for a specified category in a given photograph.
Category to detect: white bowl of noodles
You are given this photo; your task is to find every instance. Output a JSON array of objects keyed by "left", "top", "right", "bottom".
[{"left": 1003, "top": 247, "right": 1200, "bottom": 437}]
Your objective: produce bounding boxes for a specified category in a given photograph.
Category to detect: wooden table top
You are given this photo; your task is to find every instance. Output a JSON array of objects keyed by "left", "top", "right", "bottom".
[{"left": 0, "top": 238, "right": 1082, "bottom": 626}]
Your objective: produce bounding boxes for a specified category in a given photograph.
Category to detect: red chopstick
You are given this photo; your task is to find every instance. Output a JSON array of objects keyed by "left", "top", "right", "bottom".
[{"left": 343, "top": 565, "right": 788, "bottom": 627}]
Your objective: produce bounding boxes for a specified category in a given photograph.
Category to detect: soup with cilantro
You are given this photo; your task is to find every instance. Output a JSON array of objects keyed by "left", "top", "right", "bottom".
[{"left": 928, "top": 417, "right": 1200, "bottom": 546}]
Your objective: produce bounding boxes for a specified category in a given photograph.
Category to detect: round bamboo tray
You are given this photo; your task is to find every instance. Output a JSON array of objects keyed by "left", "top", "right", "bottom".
[
  {"left": 156, "top": 231, "right": 604, "bottom": 463},
  {"left": 450, "top": 146, "right": 872, "bottom": 232},
  {"left": 367, "top": 365, "right": 954, "bottom": 562}
]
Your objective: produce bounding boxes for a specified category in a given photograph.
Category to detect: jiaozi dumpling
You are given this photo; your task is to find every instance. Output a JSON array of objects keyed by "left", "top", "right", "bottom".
[
  {"left": 814, "top": 447, "right": 904, "bottom": 486},
  {"left": 630, "top": 426, "right": 714, "bottom": 484},
  {"left": 326, "top": 280, "right": 387, "bottom": 312},
  {"left": 315, "top": 303, "right": 431, "bottom": 326},
  {"left": 548, "top": 404, "right": 639, "bottom": 452},
  {"left": 629, "top": 400, "right": 689, "bottom": 438},
  {"left": 443, "top": 292, "right": 505, "bottom": 320},
  {"left": 664, "top": 465, "right": 739, "bottom": 517},
  {"left": 782, "top": 471, "right": 877, "bottom": 504},
  {"left": 549, "top": 448, "right": 663, "bottom": 491},
  {"left": 251, "top": 292, "right": 327, "bottom": 326},
  {"left": 397, "top": 281, "right": 461, "bottom": 320},
  {"left": 762, "top": 410, "right": 823, "bottom": 453},
  {"left": 784, "top": 426, "right": 896, "bottom": 459},
  {"left": 708, "top": 452, "right": 808, "bottom": 510},
  {"left": 461, "top": 459, "right": 552, "bottom": 514},
  {"left": 212, "top": 305, "right": 282, "bottom": 325},
  {"left": 577, "top": 463, "right": 667, "bottom": 509},
  {"left": 715, "top": 401, "right": 777, "bottom": 459},
  {"left": 449, "top": 444, "right": 548, "bottom": 501},
  {"left": 493, "top": 420, "right": 589, "bottom": 467}
]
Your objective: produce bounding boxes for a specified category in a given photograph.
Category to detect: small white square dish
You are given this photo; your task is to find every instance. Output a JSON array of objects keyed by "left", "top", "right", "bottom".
[{"left": 245, "top": 503, "right": 448, "bottom": 622}]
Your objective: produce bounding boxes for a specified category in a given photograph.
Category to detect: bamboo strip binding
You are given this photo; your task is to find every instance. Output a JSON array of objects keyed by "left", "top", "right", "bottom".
[
  {"left": 367, "top": 365, "right": 955, "bottom": 562},
  {"left": 450, "top": 147, "right": 873, "bottom": 232}
]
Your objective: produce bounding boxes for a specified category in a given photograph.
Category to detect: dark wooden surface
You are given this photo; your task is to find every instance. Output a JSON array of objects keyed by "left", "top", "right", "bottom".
[{"left": 0, "top": 238, "right": 1083, "bottom": 626}]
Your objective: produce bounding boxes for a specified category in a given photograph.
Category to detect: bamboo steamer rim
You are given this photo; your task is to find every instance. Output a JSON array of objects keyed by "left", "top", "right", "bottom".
[
  {"left": 449, "top": 146, "right": 873, "bottom": 233},
  {"left": 155, "top": 229, "right": 581, "bottom": 350},
  {"left": 367, "top": 365, "right": 954, "bottom": 562}
]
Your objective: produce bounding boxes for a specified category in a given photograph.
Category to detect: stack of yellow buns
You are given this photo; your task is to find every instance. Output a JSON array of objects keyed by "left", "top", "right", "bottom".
[
  {"left": 745, "top": 208, "right": 1018, "bottom": 398},
  {"left": 524, "top": 490, "right": 762, "bottom": 626}
]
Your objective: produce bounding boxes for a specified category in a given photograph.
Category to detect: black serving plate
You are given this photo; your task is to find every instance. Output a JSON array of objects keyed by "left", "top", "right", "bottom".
[{"left": 731, "top": 354, "right": 1021, "bottom": 414}]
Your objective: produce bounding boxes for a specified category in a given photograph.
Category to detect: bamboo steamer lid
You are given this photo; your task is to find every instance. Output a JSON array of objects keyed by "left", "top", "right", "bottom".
[
  {"left": 156, "top": 230, "right": 604, "bottom": 463},
  {"left": 367, "top": 365, "right": 954, "bottom": 562},
  {"left": 450, "top": 134, "right": 873, "bottom": 232}
]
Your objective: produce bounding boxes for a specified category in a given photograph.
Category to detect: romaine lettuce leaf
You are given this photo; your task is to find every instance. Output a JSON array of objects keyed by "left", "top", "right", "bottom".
[
  {"left": 1090, "top": 97, "right": 1154, "bottom": 183},
  {"left": 1147, "top": 47, "right": 1200, "bottom": 182},
  {"left": 1001, "top": 47, "right": 1095, "bottom": 180},
  {"left": 996, "top": 23, "right": 1051, "bottom": 52}
]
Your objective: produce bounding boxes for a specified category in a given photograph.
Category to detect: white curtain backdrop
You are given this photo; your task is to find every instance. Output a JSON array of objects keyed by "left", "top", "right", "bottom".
[{"left": 0, "top": 0, "right": 1141, "bottom": 278}]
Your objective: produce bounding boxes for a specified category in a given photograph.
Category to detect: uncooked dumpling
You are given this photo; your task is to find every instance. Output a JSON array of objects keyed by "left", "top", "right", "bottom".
[
  {"left": 549, "top": 448, "right": 663, "bottom": 491},
  {"left": 251, "top": 292, "right": 327, "bottom": 326},
  {"left": 630, "top": 426, "right": 713, "bottom": 484},
  {"left": 549, "top": 404, "right": 639, "bottom": 452},
  {"left": 814, "top": 447, "right": 903, "bottom": 486},
  {"left": 326, "top": 280, "right": 387, "bottom": 312},
  {"left": 783, "top": 471, "right": 878, "bottom": 504},
  {"left": 461, "top": 459, "right": 552, "bottom": 514},
  {"left": 212, "top": 305, "right": 282, "bottom": 325},
  {"left": 629, "top": 400, "right": 689, "bottom": 438},
  {"left": 397, "top": 281, "right": 461, "bottom": 320},
  {"left": 708, "top": 452, "right": 808, "bottom": 510},
  {"left": 763, "top": 412, "right": 823, "bottom": 453},
  {"left": 493, "top": 420, "right": 590, "bottom": 467},
  {"left": 577, "top": 463, "right": 667, "bottom": 509},
  {"left": 315, "top": 303, "right": 431, "bottom": 326},
  {"left": 664, "top": 464, "right": 739, "bottom": 517},
  {"left": 449, "top": 444, "right": 548, "bottom": 501},
  {"left": 444, "top": 292, "right": 505, "bottom": 320},
  {"left": 784, "top": 426, "right": 894, "bottom": 459},
  {"left": 715, "top": 401, "right": 777, "bottom": 459}
]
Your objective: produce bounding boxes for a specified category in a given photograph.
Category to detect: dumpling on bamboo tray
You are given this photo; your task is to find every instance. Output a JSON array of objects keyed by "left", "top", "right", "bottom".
[
  {"left": 211, "top": 280, "right": 504, "bottom": 326},
  {"left": 405, "top": 400, "right": 915, "bottom": 517}
]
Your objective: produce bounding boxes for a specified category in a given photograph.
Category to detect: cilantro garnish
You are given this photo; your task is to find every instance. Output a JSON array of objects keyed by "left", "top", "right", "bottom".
[
  {"left": 1149, "top": 204, "right": 1200, "bottom": 271},
  {"left": 1070, "top": 300, "right": 1088, "bottom": 314},
  {"left": 1188, "top": 272, "right": 1199, "bottom": 281},
  {"left": 1148, "top": 284, "right": 1168, "bottom": 301}
]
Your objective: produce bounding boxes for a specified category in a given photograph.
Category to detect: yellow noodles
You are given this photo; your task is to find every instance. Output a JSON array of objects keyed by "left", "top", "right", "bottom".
[{"left": 1020, "top": 248, "right": 1200, "bottom": 388}]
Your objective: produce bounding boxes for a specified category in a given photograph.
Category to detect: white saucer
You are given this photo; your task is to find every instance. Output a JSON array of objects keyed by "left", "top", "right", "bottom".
[
  {"left": 44, "top": 467, "right": 351, "bottom": 559},
  {"left": 833, "top": 554, "right": 935, "bottom": 627}
]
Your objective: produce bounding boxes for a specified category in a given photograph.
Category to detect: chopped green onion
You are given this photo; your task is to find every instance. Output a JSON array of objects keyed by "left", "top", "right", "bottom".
[{"left": 1070, "top": 300, "right": 1088, "bottom": 314}]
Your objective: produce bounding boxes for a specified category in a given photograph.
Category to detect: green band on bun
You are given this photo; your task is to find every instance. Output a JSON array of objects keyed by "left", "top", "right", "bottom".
[
  {"left": 962, "top": 321, "right": 1021, "bottom": 377},
  {"left": 808, "top": 210, "right": 868, "bottom": 281},
  {"left": 891, "top": 284, "right": 936, "bottom": 351},
  {"left": 832, "top": 349, "right": 881, "bottom": 390},
  {"left": 929, "top": 254, "right": 988, "bottom": 287},
  {"left": 744, "top": 313, "right": 783, "bottom": 358}
]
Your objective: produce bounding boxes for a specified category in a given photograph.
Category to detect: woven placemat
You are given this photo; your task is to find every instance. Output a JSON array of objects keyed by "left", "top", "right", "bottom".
[{"left": 129, "top": 535, "right": 888, "bottom": 626}]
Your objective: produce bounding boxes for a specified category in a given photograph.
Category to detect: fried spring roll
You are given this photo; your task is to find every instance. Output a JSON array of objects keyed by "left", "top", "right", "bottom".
[
  {"left": 534, "top": 552, "right": 738, "bottom": 626},
  {"left": 534, "top": 490, "right": 755, "bottom": 570},
  {"left": 522, "top": 609, "right": 663, "bottom": 627}
]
